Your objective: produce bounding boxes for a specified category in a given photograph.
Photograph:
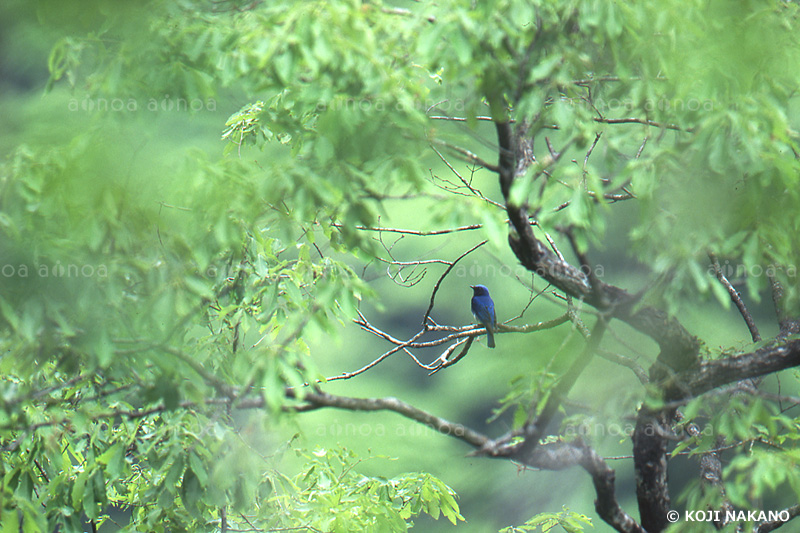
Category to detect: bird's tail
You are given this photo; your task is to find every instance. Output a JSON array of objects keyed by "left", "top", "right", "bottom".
[{"left": 487, "top": 329, "right": 495, "bottom": 349}]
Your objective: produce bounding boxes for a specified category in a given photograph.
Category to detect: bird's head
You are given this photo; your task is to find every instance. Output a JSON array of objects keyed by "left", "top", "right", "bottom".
[{"left": 470, "top": 284, "right": 490, "bottom": 296}]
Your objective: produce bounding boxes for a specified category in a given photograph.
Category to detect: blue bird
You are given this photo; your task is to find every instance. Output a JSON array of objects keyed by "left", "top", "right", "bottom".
[{"left": 470, "top": 285, "right": 496, "bottom": 348}]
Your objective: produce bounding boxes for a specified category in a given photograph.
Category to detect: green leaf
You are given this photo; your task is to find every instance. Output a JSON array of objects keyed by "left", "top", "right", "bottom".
[
  {"left": 314, "top": 137, "right": 336, "bottom": 164},
  {"left": 189, "top": 451, "right": 209, "bottom": 488},
  {"left": 0, "top": 295, "right": 20, "bottom": 331},
  {"left": 71, "top": 469, "right": 89, "bottom": 511},
  {"left": 164, "top": 454, "right": 185, "bottom": 494},
  {"left": 105, "top": 445, "right": 128, "bottom": 483},
  {"left": 184, "top": 275, "right": 214, "bottom": 300},
  {"left": 180, "top": 467, "right": 203, "bottom": 517},
  {"left": 529, "top": 54, "right": 562, "bottom": 82}
]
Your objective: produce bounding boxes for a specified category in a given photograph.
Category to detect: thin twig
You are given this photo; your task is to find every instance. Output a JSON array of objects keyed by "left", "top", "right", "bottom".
[
  {"left": 583, "top": 132, "right": 602, "bottom": 173},
  {"left": 432, "top": 139, "right": 500, "bottom": 173},
  {"left": 333, "top": 223, "right": 483, "bottom": 236},
  {"left": 422, "top": 240, "right": 488, "bottom": 325},
  {"left": 431, "top": 145, "right": 502, "bottom": 206},
  {"left": 596, "top": 349, "right": 648, "bottom": 384},
  {"left": 594, "top": 117, "right": 689, "bottom": 132},
  {"left": 709, "top": 252, "right": 761, "bottom": 342},
  {"left": 635, "top": 137, "right": 648, "bottom": 159}
]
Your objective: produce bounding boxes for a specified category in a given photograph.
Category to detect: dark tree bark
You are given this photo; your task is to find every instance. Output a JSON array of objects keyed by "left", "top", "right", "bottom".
[{"left": 487, "top": 117, "right": 800, "bottom": 532}]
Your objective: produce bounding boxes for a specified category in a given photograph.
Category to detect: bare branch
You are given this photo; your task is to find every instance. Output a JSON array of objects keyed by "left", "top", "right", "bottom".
[
  {"left": 422, "top": 240, "right": 487, "bottom": 325},
  {"left": 428, "top": 115, "right": 497, "bottom": 122},
  {"left": 709, "top": 252, "right": 761, "bottom": 342},
  {"left": 635, "top": 137, "right": 648, "bottom": 159},
  {"left": 477, "top": 436, "right": 646, "bottom": 533},
  {"left": 333, "top": 222, "right": 483, "bottom": 236},
  {"left": 292, "top": 391, "right": 490, "bottom": 448},
  {"left": 291, "top": 385, "right": 646, "bottom": 533},
  {"left": 376, "top": 256, "right": 452, "bottom": 267},
  {"left": 431, "top": 111, "right": 687, "bottom": 133},
  {"left": 583, "top": 132, "right": 602, "bottom": 176},
  {"left": 493, "top": 116, "right": 700, "bottom": 533},
  {"left": 596, "top": 349, "right": 648, "bottom": 384},
  {"left": 496, "top": 119, "right": 700, "bottom": 370},
  {"left": 330, "top": 314, "right": 429, "bottom": 381},
  {"left": 594, "top": 117, "right": 689, "bottom": 132},
  {"left": 430, "top": 145, "right": 504, "bottom": 207},
  {"left": 428, "top": 337, "right": 473, "bottom": 375},
  {"left": 348, "top": 312, "right": 571, "bottom": 380},
  {"left": 432, "top": 139, "right": 500, "bottom": 173},
  {"left": 681, "top": 338, "right": 800, "bottom": 398},
  {"left": 579, "top": 444, "right": 648, "bottom": 533},
  {"left": 755, "top": 504, "right": 800, "bottom": 533}
]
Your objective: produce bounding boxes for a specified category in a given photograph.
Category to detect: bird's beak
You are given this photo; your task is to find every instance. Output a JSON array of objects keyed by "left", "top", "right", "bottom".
[{"left": 469, "top": 285, "right": 475, "bottom": 289}]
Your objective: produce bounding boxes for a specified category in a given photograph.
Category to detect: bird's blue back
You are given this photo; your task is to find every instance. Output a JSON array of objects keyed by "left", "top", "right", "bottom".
[{"left": 471, "top": 285, "right": 496, "bottom": 328}]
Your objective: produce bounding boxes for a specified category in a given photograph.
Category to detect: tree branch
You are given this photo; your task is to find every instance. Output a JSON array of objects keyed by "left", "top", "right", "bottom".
[
  {"left": 476, "top": 435, "right": 646, "bottom": 533},
  {"left": 682, "top": 338, "right": 800, "bottom": 398},
  {"left": 292, "top": 387, "right": 646, "bottom": 533},
  {"left": 594, "top": 117, "right": 689, "bottom": 131},
  {"left": 422, "top": 240, "right": 487, "bottom": 326},
  {"left": 432, "top": 139, "right": 500, "bottom": 173},
  {"left": 579, "top": 443, "right": 648, "bottom": 533},
  {"left": 680, "top": 413, "right": 734, "bottom": 529},
  {"left": 493, "top": 117, "right": 701, "bottom": 533},
  {"left": 515, "top": 317, "right": 608, "bottom": 460},
  {"left": 756, "top": 504, "right": 800, "bottom": 533},
  {"left": 596, "top": 349, "right": 649, "bottom": 384},
  {"left": 632, "top": 405, "right": 672, "bottom": 532},
  {"left": 710, "top": 252, "right": 761, "bottom": 342},
  {"left": 292, "top": 391, "right": 490, "bottom": 448},
  {"left": 494, "top": 120, "right": 701, "bottom": 374},
  {"left": 347, "top": 312, "right": 572, "bottom": 379},
  {"left": 333, "top": 222, "right": 483, "bottom": 236},
  {"left": 769, "top": 273, "right": 800, "bottom": 340}
]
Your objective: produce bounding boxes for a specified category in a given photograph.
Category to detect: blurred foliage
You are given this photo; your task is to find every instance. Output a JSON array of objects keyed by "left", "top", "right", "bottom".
[
  {"left": 499, "top": 505, "right": 592, "bottom": 533},
  {"left": 1, "top": 0, "right": 799, "bottom": 531}
]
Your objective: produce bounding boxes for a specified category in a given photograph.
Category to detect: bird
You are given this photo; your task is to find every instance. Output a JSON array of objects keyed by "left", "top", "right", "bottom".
[{"left": 470, "top": 285, "right": 496, "bottom": 348}]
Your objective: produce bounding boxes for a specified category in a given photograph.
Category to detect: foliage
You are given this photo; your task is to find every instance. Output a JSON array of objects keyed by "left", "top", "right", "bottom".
[
  {"left": 499, "top": 506, "right": 593, "bottom": 533},
  {"left": 280, "top": 447, "right": 464, "bottom": 531},
  {"left": 2, "top": 427, "right": 461, "bottom": 532}
]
